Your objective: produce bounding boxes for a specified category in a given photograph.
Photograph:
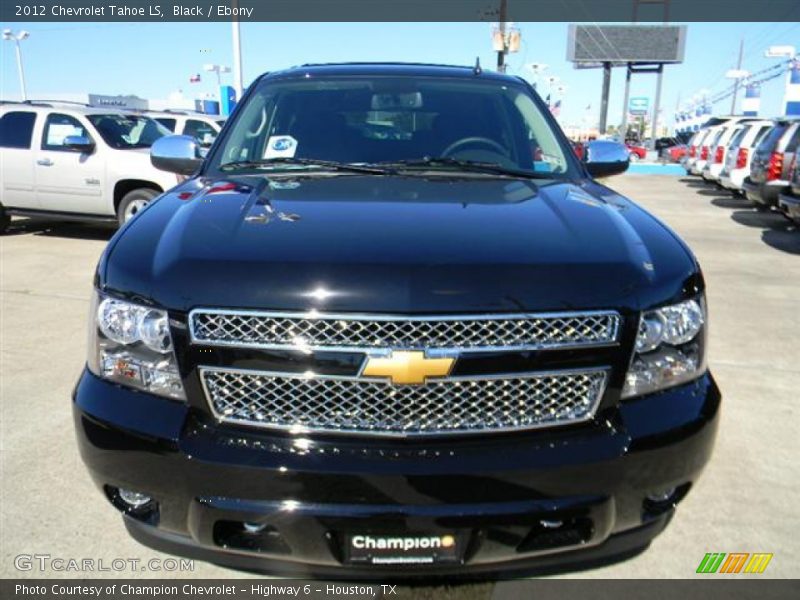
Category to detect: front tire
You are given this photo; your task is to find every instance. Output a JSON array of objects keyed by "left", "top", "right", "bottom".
[{"left": 117, "top": 188, "right": 159, "bottom": 225}]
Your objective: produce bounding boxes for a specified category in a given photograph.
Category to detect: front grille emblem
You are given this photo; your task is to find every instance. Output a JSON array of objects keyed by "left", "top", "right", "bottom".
[{"left": 361, "top": 350, "right": 455, "bottom": 385}]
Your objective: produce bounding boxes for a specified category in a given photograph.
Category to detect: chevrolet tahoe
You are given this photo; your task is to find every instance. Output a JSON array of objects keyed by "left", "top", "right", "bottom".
[{"left": 73, "top": 63, "right": 720, "bottom": 578}]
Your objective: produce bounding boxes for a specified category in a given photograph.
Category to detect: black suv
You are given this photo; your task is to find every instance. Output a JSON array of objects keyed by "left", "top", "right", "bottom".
[{"left": 74, "top": 63, "right": 719, "bottom": 578}]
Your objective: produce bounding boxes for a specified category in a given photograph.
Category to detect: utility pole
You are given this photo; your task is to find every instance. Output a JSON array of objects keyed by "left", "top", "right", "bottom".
[
  {"left": 599, "top": 62, "right": 612, "bottom": 134},
  {"left": 730, "top": 38, "right": 744, "bottom": 115},
  {"left": 619, "top": 64, "right": 632, "bottom": 141},
  {"left": 496, "top": 0, "right": 508, "bottom": 73},
  {"left": 231, "top": 0, "right": 244, "bottom": 99}
]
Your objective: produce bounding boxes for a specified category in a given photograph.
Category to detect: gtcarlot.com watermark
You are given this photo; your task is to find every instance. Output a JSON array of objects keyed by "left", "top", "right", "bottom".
[{"left": 14, "top": 554, "right": 194, "bottom": 573}]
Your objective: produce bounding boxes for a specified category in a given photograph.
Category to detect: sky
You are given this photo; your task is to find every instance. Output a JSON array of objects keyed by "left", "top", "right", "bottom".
[{"left": 1, "top": 21, "right": 798, "bottom": 130}]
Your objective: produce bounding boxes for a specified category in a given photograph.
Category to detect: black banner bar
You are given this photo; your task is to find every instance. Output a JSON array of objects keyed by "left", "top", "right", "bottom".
[
  {"left": 1, "top": 579, "right": 799, "bottom": 600},
  {"left": 2, "top": 0, "right": 800, "bottom": 23}
]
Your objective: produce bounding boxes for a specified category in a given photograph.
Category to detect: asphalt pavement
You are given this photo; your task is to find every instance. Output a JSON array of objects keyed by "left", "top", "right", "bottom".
[{"left": 1, "top": 174, "right": 797, "bottom": 584}]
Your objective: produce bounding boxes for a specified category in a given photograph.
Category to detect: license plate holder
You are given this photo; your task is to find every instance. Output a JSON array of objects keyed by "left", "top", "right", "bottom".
[{"left": 344, "top": 532, "right": 463, "bottom": 565}]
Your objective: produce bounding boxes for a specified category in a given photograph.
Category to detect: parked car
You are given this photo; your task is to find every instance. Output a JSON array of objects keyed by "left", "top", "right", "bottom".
[
  {"left": 661, "top": 143, "right": 687, "bottom": 163},
  {"left": 625, "top": 142, "right": 647, "bottom": 162},
  {"left": 655, "top": 136, "right": 681, "bottom": 152},
  {"left": 73, "top": 63, "right": 719, "bottom": 577},
  {"left": 778, "top": 154, "right": 800, "bottom": 223},
  {"left": 0, "top": 102, "right": 177, "bottom": 231},
  {"left": 148, "top": 110, "right": 225, "bottom": 147},
  {"left": 742, "top": 118, "right": 800, "bottom": 210},
  {"left": 702, "top": 120, "right": 755, "bottom": 183},
  {"left": 689, "top": 126, "right": 721, "bottom": 176},
  {"left": 719, "top": 120, "right": 773, "bottom": 194}
]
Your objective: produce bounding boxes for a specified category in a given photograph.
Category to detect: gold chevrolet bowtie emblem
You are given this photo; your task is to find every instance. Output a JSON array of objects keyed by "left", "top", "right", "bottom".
[{"left": 362, "top": 351, "right": 455, "bottom": 385}]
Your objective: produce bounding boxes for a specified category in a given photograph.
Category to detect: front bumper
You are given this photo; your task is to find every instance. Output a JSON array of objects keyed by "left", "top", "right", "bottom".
[{"left": 73, "top": 369, "right": 720, "bottom": 578}]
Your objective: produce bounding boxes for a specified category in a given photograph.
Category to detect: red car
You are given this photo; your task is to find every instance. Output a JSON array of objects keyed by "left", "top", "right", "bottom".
[
  {"left": 626, "top": 143, "right": 647, "bottom": 162},
  {"left": 664, "top": 144, "right": 688, "bottom": 163}
]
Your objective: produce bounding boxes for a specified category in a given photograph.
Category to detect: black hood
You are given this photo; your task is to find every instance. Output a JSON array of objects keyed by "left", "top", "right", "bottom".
[{"left": 102, "top": 174, "right": 698, "bottom": 314}]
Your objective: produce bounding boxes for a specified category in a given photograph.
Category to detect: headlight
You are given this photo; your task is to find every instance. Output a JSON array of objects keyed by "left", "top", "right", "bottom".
[
  {"left": 622, "top": 297, "right": 707, "bottom": 399},
  {"left": 87, "top": 292, "right": 185, "bottom": 400}
]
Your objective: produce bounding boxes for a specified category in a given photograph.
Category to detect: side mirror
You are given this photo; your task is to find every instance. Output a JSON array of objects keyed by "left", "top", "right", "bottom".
[
  {"left": 150, "top": 135, "right": 203, "bottom": 176},
  {"left": 584, "top": 140, "right": 630, "bottom": 178},
  {"left": 63, "top": 135, "right": 95, "bottom": 154}
]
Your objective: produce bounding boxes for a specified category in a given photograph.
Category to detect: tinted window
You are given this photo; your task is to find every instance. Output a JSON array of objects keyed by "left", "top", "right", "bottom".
[
  {"left": 41, "top": 113, "right": 91, "bottom": 151},
  {"left": 728, "top": 126, "right": 748, "bottom": 148},
  {"left": 783, "top": 124, "right": 800, "bottom": 153},
  {"left": 182, "top": 119, "right": 218, "bottom": 145},
  {"left": 212, "top": 75, "right": 571, "bottom": 177},
  {"left": 0, "top": 111, "right": 36, "bottom": 149},
  {"left": 87, "top": 114, "right": 169, "bottom": 149},
  {"left": 750, "top": 125, "right": 771, "bottom": 147},
  {"left": 155, "top": 117, "right": 177, "bottom": 132},
  {"left": 757, "top": 124, "right": 789, "bottom": 153}
]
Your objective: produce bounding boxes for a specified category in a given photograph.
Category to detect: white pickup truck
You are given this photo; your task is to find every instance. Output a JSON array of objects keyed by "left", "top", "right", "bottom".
[{"left": 0, "top": 102, "right": 179, "bottom": 233}]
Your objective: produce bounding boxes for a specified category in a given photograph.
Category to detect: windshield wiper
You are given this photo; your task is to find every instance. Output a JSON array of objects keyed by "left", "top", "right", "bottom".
[
  {"left": 220, "top": 157, "right": 394, "bottom": 175},
  {"left": 373, "top": 157, "right": 549, "bottom": 179}
]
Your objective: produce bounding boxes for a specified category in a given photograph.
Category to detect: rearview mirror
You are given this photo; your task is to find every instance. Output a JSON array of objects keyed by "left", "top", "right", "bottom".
[
  {"left": 584, "top": 140, "right": 630, "bottom": 178},
  {"left": 63, "top": 135, "right": 95, "bottom": 154},
  {"left": 150, "top": 135, "right": 203, "bottom": 176}
]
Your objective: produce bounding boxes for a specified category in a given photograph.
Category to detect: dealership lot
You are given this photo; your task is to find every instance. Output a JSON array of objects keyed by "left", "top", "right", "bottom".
[{"left": 0, "top": 174, "right": 798, "bottom": 581}]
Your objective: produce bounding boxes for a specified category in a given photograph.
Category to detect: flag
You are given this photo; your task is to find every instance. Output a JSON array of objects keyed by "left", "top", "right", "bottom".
[
  {"left": 189, "top": 73, "right": 201, "bottom": 83},
  {"left": 550, "top": 99, "right": 562, "bottom": 117},
  {"left": 545, "top": 93, "right": 551, "bottom": 107}
]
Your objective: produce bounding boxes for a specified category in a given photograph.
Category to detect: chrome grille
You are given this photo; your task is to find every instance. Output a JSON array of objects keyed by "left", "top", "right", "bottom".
[
  {"left": 190, "top": 310, "right": 621, "bottom": 352},
  {"left": 201, "top": 368, "right": 608, "bottom": 436}
]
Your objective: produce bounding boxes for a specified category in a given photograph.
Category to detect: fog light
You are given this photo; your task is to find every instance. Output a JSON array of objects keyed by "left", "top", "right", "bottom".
[
  {"left": 118, "top": 488, "right": 152, "bottom": 509},
  {"left": 646, "top": 487, "right": 677, "bottom": 504}
]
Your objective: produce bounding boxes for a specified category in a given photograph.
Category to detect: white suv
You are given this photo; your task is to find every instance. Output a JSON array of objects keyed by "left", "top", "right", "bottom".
[
  {"left": 0, "top": 102, "right": 179, "bottom": 233},
  {"left": 719, "top": 120, "right": 773, "bottom": 193}
]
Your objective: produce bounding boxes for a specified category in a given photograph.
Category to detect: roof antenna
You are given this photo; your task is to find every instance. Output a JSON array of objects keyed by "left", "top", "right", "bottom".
[{"left": 473, "top": 56, "right": 482, "bottom": 75}]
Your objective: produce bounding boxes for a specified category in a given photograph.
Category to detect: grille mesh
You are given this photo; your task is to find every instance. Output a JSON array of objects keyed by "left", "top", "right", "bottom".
[
  {"left": 190, "top": 311, "right": 620, "bottom": 350},
  {"left": 201, "top": 369, "right": 607, "bottom": 436}
]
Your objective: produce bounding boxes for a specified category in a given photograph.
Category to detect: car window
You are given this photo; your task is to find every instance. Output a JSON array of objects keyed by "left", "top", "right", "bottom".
[
  {"left": 155, "top": 117, "right": 177, "bottom": 132},
  {"left": 728, "top": 126, "right": 748, "bottom": 148},
  {"left": 182, "top": 119, "right": 218, "bottom": 146},
  {"left": 750, "top": 125, "right": 771, "bottom": 147},
  {"left": 87, "top": 114, "right": 170, "bottom": 149},
  {"left": 0, "top": 111, "right": 36, "bottom": 149},
  {"left": 782, "top": 124, "right": 800, "bottom": 153},
  {"left": 757, "top": 124, "right": 788, "bottom": 153},
  {"left": 41, "top": 113, "right": 91, "bottom": 151},
  {"left": 212, "top": 75, "right": 572, "bottom": 177},
  {"left": 707, "top": 129, "right": 723, "bottom": 148}
]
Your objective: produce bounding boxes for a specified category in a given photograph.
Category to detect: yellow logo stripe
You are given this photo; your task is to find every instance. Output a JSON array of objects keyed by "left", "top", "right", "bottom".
[{"left": 744, "top": 553, "right": 773, "bottom": 574}]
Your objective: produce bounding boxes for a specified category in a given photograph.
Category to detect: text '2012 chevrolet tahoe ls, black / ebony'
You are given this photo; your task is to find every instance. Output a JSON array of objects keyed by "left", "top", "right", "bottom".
[{"left": 73, "top": 63, "right": 720, "bottom": 579}]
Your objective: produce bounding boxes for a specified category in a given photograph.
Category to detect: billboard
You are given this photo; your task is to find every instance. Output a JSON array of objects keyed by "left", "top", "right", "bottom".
[
  {"left": 567, "top": 25, "right": 687, "bottom": 65},
  {"left": 629, "top": 97, "right": 650, "bottom": 115}
]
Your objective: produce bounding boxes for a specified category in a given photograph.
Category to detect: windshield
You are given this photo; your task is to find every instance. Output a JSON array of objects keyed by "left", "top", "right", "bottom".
[
  {"left": 209, "top": 75, "right": 572, "bottom": 177},
  {"left": 87, "top": 114, "right": 170, "bottom": 149}
]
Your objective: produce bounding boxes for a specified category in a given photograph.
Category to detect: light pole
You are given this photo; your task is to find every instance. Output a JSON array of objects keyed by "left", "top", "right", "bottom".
[
  {"left": 203, "top": 63, "right": 232, "bottom": 87},
  {"left": 3, "top": 29, "right": 30, "bottom": 101},
  {"left": 231, "top": 0, "right": 244, "bottom": 100}
]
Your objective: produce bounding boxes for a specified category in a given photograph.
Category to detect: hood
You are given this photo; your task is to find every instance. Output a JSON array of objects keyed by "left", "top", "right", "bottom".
[{"left": 102, "top": 174, "right": 698, "bottom": 313}]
